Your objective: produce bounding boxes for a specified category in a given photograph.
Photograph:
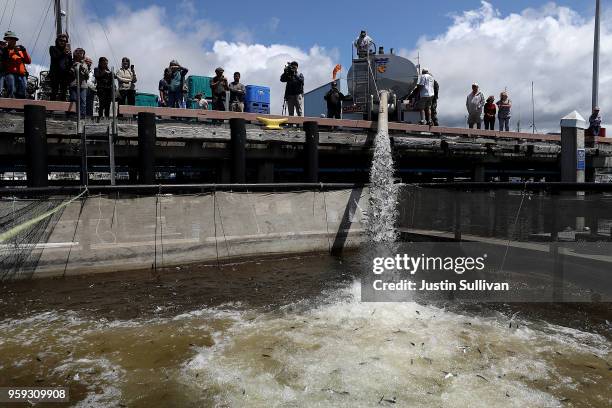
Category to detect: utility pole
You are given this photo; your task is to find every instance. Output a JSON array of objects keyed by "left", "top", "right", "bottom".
[
  {"left": 54, "top": 0, "right": 62, "bottom": 36},
  {"left": 592, "top": 0, "right": 600, "bottom": 110}
]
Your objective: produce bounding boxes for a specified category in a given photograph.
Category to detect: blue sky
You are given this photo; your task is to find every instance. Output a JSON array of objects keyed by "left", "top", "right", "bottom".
[
  {"left": 14, "top": 0, "right": 610, "bottom": 129},
  {"left": 84, "top": 0, "right": 600, "bottom": 58}
]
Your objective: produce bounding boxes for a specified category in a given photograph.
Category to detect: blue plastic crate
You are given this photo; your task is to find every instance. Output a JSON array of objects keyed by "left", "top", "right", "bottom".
[
  {"left": 245, "top": 85, "right": 270, "bottom": 105},
  {"left": 135, "top": 93, "right": 158, "bottom": 107},
  {"left": 245, "top": 101, "right": 270, "bottom": 114},
  {"left": 187, "top": 76, "right": 212, "bottom": 99}
]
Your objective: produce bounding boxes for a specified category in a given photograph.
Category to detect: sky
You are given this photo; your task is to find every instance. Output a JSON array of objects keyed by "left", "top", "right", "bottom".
[{"left": 3, "top": 0, "right": 609, "bottom": 131}]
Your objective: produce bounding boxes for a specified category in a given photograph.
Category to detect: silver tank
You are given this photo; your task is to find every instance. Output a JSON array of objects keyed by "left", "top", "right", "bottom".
[{"left": 346, "top": 53, "right": 418, "bottom": 117}]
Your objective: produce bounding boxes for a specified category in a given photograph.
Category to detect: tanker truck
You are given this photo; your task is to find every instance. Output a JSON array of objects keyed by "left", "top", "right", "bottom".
[{"left": 345, "top": 44, "right": 422, "bottom": 122}]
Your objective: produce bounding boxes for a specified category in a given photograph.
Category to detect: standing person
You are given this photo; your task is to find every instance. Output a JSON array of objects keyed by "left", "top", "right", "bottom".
[
  {"left": 193, "top": 93, "right": 209, "bottom": 110},
  {"left": 158, "top": 68, "right": 171, "bottom": 107},
  {"left": 588, "top": 106, "right": 602, "bottom": 136},
  {"left": 415, "top": 68, "right": 434, "bottom": 125},
  {"left": 48, "top": 33, "right": 72, "bottom": 101},
  {"left": 210, "top": 67, "right": 229, "bottom": 111},
  {"left": 324, "top": 81, "right": 345, "bottom": 119},
  {"left": 496, "top": 91, "right": 512, "bottom": 132},
  {"left": 354, "top": 30, "right": 374, "bottom": 59},
  {"left": 84, "top": 56, "right": 95, "bottom": 117},
  {"left": 1, "top": 31, "right": 31, "bottom": 99},
  {"left": 280, "top": 61, "right": 304, "bottom": 117},
  {"left": 69, "top": 48, "right": 90, "bottom": 116},
  {"left": 483, "top": 96, "right": 496, "bottom": 130},
  {"left": 228, "top": 72, "right": 246, "bottom": 112},
  {"left": 466, "top": 83, "right": 485, "bottom": 129},
  {"left": 0, "top": 40, "right": 6, "bottom": 97},
  {"left": 116, "top": 57, "right": 136, "bottom": 105},
  {"left": 167, "top": 60, "right": 188, "bottom": 108},
  {"left": 94, "top": 57, "right": 113, "bottom": 118},
  {"left": 431, "top": 79, "right": 440, "bottom": 126}
]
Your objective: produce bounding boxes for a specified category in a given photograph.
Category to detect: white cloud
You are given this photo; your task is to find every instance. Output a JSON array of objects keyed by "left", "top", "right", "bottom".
[
  {"left": 401, "top": 1, "right": 607, "bottom": 132},
  {"left": 8, "top": 0, "right": 336, "bottom": 114}
]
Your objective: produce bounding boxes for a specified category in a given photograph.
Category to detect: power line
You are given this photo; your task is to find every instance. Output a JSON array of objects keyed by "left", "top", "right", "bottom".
[
  {"left": 0, "top": 0, "right": 8, "bottom": 29},
  {"left": 30, "top": 0, "right": 54, "bottom": 60},
  {"left": 7, "top": 0, "right": 16, "bottom": 29}
]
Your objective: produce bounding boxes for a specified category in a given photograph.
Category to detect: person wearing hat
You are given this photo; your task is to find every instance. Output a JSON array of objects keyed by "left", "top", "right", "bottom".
[
  {"left": 167, "top": 60, "right": 188, "bottom": 108},
  {"left": 466, "top": 83, "right": 485, "bottom": 129},
  {"left": 354, "top": 30, "right": 374, "bottom": 59},
  {"left": 280, "top": 61, "right": 304, "bottom": 117},
  {"left": 324, "top": 81, "right": 345, "bottom": 119},
  {"left": 414, "top": 68, "right": 435, "bottom": 125},
  {"left": 48, "top": 33, "right": 72, "bottom": 101},
  {"left": 115, "top": 57, "right": 137, "bottom": 105},
  {"left": 210, "top": 67, "right": 229, "bottom": 111},
  {"left": 589, "top": 106, "right": 602, "bottom": 137},
  {"left": 1, "top": 31, "right": 31, "bottom": 99}
]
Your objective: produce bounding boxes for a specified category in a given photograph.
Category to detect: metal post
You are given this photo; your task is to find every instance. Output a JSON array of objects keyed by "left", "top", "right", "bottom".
[
  {"left": 109, "top": 67, "right": 117, "bottom": 186},
  {"left": 229, "top": 118, "right": 246, "bottom": 183},
  {"left": 77, "top": 66, "right": 87, "bottom": 186},
  {"left": 24, "top": 105, "right": 48, "bottom": 187},
  {"left": 593, "top": 0, "right": 600, "bottom": 110},
  {"left": 54, "top": 0, "right": 63, "bottom": 36},
  {"left": 304, "top": 121, "right": 319, "bottom": 183},
  {"left": 137, "top": 112, "right": 156, "bottom": 184}
]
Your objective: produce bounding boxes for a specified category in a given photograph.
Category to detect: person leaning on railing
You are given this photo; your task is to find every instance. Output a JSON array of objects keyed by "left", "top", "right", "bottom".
[{"left": 1, "top": 31, "right": 31, "bottom": 99}]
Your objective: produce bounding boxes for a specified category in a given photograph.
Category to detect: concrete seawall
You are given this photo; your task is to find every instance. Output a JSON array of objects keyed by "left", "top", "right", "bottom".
[{"left": 12, "top": 188, "right": 369, "bottom": 279}]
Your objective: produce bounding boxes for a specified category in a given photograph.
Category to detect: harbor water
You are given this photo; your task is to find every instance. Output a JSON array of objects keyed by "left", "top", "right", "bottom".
[{"left": 1, "top": 252, "right": 610, "bottom": 408}]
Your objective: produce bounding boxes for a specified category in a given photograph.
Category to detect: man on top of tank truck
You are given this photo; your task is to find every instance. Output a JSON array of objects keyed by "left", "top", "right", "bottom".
[{"left": 354, "top": 30, "right": 374, "bottom": 59}]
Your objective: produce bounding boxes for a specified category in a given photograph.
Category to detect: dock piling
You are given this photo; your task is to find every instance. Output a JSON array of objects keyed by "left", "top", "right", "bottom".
[
  {"left": 24, "top": 105, "right": 48, "bottom": 187},
  {"left": 138, "top": 112, "right": 156, "bottom": 184},
  {"left": 304, "top": 121, "right": 319, "bottom": 183},
  {"left": 229, "top": 118, "right": 247, "bottom": 183}
]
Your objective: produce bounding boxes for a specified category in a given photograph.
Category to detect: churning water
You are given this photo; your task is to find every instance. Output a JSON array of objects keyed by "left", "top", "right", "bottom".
[
  {"left": 366, "top": 91, "right": 399, "bottom": 243},
  {"left": 1, "top": 253, "right": 610, "bottom": 408}
]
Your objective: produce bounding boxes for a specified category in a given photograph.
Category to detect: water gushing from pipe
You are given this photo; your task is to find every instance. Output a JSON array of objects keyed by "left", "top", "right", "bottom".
[{"left": 366, "top": 90, "right": 398, "bottom": 242}]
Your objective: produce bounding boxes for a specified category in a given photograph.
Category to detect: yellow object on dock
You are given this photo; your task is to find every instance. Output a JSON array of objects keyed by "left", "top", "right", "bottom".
[{"left": 257, "top": 117, "right": 288, "bottom": 130}]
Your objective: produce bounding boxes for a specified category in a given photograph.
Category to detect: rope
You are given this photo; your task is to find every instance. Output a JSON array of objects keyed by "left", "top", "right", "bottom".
[
  {"left": 29, "top": 0, "right": 53, "bottom": 65},
  {"left": 0, "top": 189, "right": 88, "bottom": 243},
  {"left": 62, "top": 193, "right": 86, "bottom": 278},
  {"left": 90, "top": 1, "right": 119, "bottom": 67},
  {"left": 499, "top": 182, "right": 528, "bottom": 273}
]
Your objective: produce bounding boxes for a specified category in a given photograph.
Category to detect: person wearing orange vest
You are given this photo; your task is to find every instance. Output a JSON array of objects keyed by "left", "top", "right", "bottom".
[{"left": 1, "top": 31, "right": 30, "bottom": 99}]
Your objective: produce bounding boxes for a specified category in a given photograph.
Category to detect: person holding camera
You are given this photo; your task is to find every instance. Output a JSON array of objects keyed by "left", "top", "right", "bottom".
[
  {"left": 280, "top": 61, "right": 304, "bottom": 117},
  {"left": 1, "top": 31, "right": 31, "bottom": 99},
  {"left": 210, "top": 67, "right": 229, "bottom": 111},
  {"left": 69, "top": 48, "right": 90, "bottom": 116},
  {"left": 167, "top": 60, "right": 188, "bottom": 108},
  {"left": 48, "top": 33, "right": 72, "bottom": 101},
  {"left": 116, "top": 57, "right": 137, "bottom": 105}
]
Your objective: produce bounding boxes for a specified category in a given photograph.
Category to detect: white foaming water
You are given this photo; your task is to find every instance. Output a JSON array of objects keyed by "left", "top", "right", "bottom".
[
  {"left": 2, "top": 282, "right": 610, "bottom": 407},
  {"left": 180, "top": 281, "right": 610, "bottom": 407},
  {"left": 366, "top": 91, "right": 399, "bottom": 243}
]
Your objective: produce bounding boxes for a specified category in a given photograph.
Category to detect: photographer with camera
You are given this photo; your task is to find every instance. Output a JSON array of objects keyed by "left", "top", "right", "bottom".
[
  {"left": 1, "top": 31, "right": 31, "bottom": 99},
  {"left": 280, "top": 61, "right": 304, "bottom": 117},
  {"left": 116, "top": 57, "right": 137, "bottom": 106},
  {"left": 167, "top": 60, "right": 189, "bottom": 108},
  {"left": 210, "top": 67, "right": 229, "bottom": 111}
]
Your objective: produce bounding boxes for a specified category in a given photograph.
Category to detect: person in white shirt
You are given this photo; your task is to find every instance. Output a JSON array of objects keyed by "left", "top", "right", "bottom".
[
  {"left": 354, "top": 30, "right": 374, "bottom": 58},
  {"left": 466, "top": 83, "right": 485, "bottom": 129},
  {"left": 414, "top": 68, "right": 435, "bottom": 125}
]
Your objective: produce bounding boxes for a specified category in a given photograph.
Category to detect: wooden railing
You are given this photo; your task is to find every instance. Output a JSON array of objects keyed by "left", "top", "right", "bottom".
[{"left": 0, "top": 97, "right": 609, "bottom": 144}]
